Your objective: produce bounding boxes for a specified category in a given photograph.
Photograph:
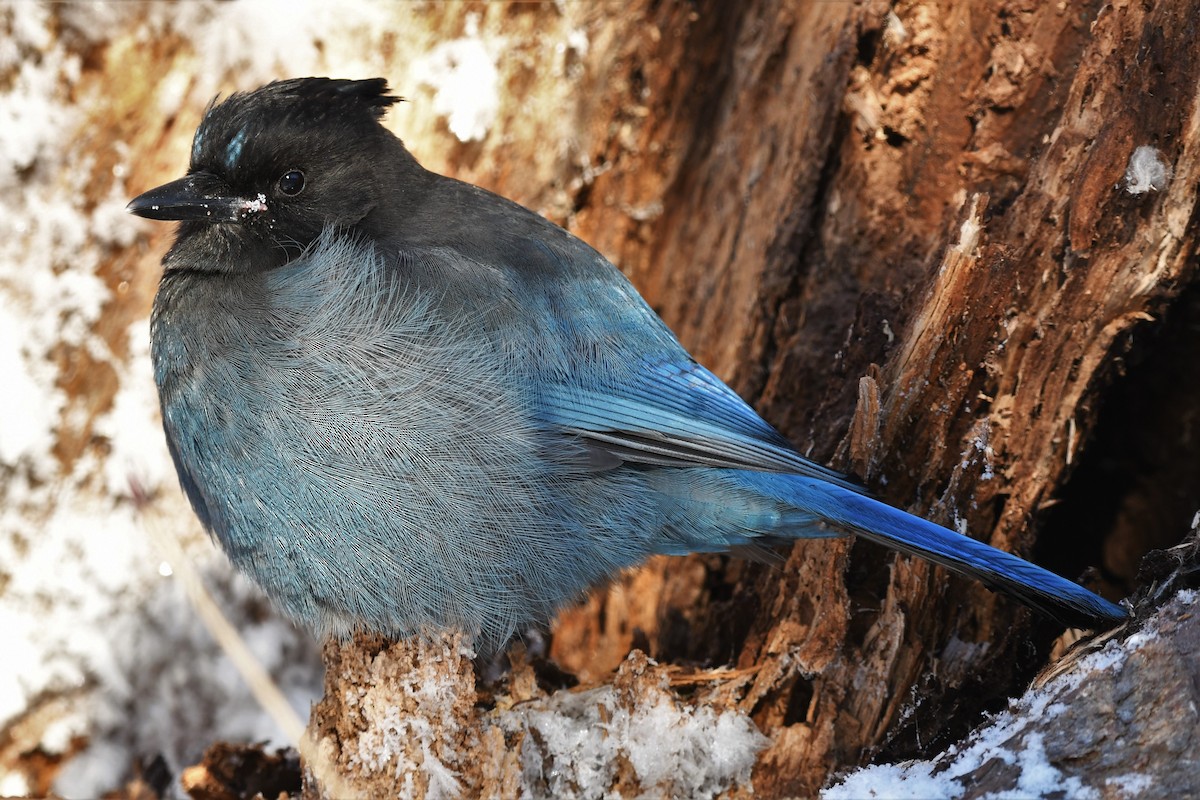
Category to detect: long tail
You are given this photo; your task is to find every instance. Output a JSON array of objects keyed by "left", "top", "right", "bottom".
[{"left": 785, "top": 476, "right": 1128, "bottom": 628}]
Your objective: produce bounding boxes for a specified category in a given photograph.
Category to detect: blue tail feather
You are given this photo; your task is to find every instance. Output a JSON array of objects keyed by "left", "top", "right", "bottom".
[{"left": 739, "top": 472, "right": 1127, "bottom": 628}]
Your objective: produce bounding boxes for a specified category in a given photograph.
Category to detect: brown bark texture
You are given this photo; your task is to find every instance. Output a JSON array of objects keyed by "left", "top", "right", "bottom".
[{"left": 13, "top": 0, "right": 1199, "bottom": 797}]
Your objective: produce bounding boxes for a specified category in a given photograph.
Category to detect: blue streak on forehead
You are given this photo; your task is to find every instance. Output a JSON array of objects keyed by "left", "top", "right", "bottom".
[
  {"left": 224, "top": 127, "right": 248, "bottom": 170},
  {"left": 191, "top": 125, "right": 206, "bottom": 164}
]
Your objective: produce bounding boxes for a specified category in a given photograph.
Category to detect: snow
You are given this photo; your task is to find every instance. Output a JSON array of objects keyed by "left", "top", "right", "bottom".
[
  {"left": 92, "top": 322, "right": 179, "bottom": 497},
  {"left": 0, "top": 296, "right": 60, "bottom": 464},
  {"left": 343, "top": 638, "right": 475, "bottom": 800},
  {"left": 410, "top": 13, "right": 501, "bottom": 143},
  {"left": 240, "top": 192, "right": 270, "bottom": 214},
  {"left": 1124, "top": 145, "right": 1172, "bottom": 195},
  {"left": 821, "top": 620, "right": 1169, "bottom": 800},
  {"left": 1105, "top": 773, "right": 1156, "bottom": 796},
  {"left": 506, "top": 672, "right": 767, "bottom": 799},
  {"left": 0, "top": 771, "right": 30, "bottom": 799}
]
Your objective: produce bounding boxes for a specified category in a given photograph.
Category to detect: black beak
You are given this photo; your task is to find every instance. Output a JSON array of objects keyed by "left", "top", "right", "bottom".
[{"left": 127, "top": 173, "right": 266, "bottom": 223}]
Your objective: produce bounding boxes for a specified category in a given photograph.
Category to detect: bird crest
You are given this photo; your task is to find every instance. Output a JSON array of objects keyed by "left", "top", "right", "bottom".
[
  {"left": 190, "top": 78, "right": 403, "bottom": 173},
  {"left": 264, "top": 77, "right": 403, "bottom": 120}
]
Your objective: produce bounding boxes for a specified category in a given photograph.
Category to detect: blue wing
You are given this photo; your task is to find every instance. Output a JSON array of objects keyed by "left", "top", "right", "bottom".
[
  {"left": 538, "top": 354, "right": 866, "bottom": 492},
  {"left": 505, "top": 239, "right": 861, "bottom": 489}
]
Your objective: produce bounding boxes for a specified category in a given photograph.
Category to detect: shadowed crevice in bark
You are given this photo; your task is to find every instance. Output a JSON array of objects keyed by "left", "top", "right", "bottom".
[{"left": 1037, "top": 278, "right": 1200, "bottom": 596}]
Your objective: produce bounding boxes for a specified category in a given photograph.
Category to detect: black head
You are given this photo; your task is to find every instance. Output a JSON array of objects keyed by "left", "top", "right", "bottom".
[{"left": 129, "top": 77, "right": 422, "bottom": 272}]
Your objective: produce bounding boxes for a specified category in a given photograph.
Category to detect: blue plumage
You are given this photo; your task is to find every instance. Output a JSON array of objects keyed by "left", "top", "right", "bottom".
[{"left": 129, "top": 78, "right": 1126, "bottom": 652}]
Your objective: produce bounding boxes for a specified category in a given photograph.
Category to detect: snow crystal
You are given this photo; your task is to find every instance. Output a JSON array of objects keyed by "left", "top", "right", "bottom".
[
  {"left": 410, "top": 14, "right": 500, "bottom": 143},
  {"left": 509, "top": 682, "right": 766, "bottom": 799},
  {"left": 822, "top": 621, "right": 1168, "bottom": 799},
  {"left": 1124, "top": 145, "right": 1172, "bottom": 195}
]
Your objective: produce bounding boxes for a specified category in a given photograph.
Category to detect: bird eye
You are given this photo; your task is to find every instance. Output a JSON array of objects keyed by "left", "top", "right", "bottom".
[{"left": 277, "top": 170, "right": 305, "bottom": 196}]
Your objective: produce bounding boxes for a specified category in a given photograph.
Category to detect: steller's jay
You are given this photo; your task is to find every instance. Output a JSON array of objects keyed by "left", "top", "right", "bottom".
[{"left": 127, "top": 78, "right": 1126, "bottom": 652}]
